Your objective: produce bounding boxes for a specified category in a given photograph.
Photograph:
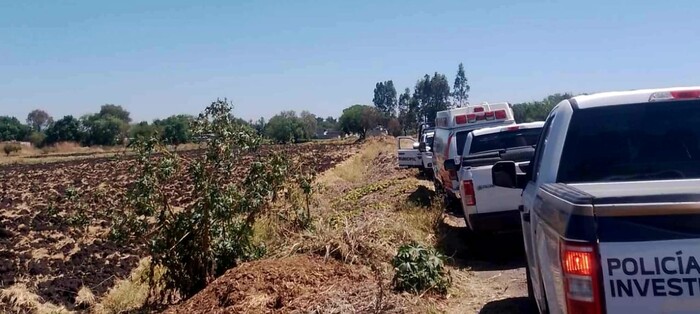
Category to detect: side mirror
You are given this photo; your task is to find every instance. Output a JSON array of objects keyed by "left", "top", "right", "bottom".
[
  {"left": 492, "top": 161, "right": 526, "bottom": 189},
  {"left": 444, "top": 159, "right": 459, "bottom": 171},
  {"left": 412, "top": 142, "right": 420, "bottom": 150},
  {"left": 418, "top": 142, "right": 427, "bottom": 152}
]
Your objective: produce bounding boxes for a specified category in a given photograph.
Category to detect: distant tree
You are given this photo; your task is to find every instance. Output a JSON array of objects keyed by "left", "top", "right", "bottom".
[
  {"left": 300, "top": 111, "right": 318, "bottom": 139},
  {"left": 26, "top": 109, "right": 53, "bottom": 132},
  {"left": 129, "top": 121, "right": 159, "bottom": 140},
  {"left": 398, "top": 88, "right": 417, "bottom": 135},
  {"left": 339, "top": 105, "right": 381, "bottom": 139},
  {"left": 44, "top": 115, "right": 83, "bottom": 145},
  {"left": 252, "top": 117, "right": 266, "bottom": 135},
  {"left": 0, "top": 116, "right": 31, "bottom": 142},
  {"left": 155, "top": 115, "right": 193, "bottom": 146},
  {"left": 317, "top": 116, "right": 338, "bottom": 131},
  {"left": 373, "top": 80, "right": 398, "bottom": 118},
  {"left": 513, "top": 93, "right": 573, "bottom": 123},
  {"left": 28, "top": 132, "right": 46, "bottom": 147},
  {"left": 265, "top": 111, "right": 305, "bottom": 143},
  {"left": 98, "top": 104, "right": 131, "bottom": 123},
  {"left": 81, "top": 114, "right": 129, "bottom": 146},
  {"left": 452, "top": 63, "right": 470, "bottom": 108},
  {"left": 387, "top": 118, "right": 402, "bottom": 137},
  {"left": 414, "top": 73, "right": 451, "bottom": 123}
]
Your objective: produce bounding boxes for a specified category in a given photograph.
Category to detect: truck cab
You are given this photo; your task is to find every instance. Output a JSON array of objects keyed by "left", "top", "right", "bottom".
[
  {"left": 454, "top": 122, "right": 543, "bottom": 233},
  {"left": 493, "top": 87, "right": 700, "bottom": 314},
  {"left": 432, "top": 102, "right": 515, "bottom": 204}
]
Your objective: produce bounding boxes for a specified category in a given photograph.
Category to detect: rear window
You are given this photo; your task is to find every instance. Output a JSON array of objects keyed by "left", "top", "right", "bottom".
[
  {"left": 558, "top": 100, "right": 700, "bottom": 183},
  {"left": 468, "top": 128, "right": 542, "bottom": 154}
]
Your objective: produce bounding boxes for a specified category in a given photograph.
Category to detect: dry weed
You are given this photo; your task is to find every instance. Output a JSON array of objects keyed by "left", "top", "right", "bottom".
[
  {"left": 74, "top": 286, "right": 96, "bottom": 309},
  {"left": 0, "top": 283, "right": 71, "bottom": 314},
  {"left": 94, "top": 258, "right": 166, "bottom": 314}
]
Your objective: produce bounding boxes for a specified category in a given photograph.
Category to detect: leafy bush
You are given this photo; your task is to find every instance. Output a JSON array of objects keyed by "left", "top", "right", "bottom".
[
  {"left": 111, "top": 99, "right": 291, "bottom": 301},
  {"left": 392, "top": 242, "right": 450, "bottom": 294},
  {"left": 3, "top": 143, "right": 21, "bottom": 156}
]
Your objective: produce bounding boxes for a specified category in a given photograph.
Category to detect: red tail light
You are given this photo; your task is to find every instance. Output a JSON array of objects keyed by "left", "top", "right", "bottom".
[
  {"left": 495, "top": 109, "right": 507, "bottom": 119},
  {"left": 462, "top": 180, "right": 475, "bottom": 206},
  {"left": 671, "top": 90, "right": 700, "bottom": 99},
  {"left": 649, "top": 89, "right": 700, "bottom": 101},
  {"left": 473, "top": 106, "right": 485, "bottom": 112},
  {"left": 560, "top": 241, "right": 602, "bottom": 314},
  {"left": 455, "top": 114, "right": 467, "bottom": 124},
  {"left": 466, "top": 114, "right": 476, "bottom": 123},
  {"left": 484, "top": 111, "right": 495, "bottom": 120}
]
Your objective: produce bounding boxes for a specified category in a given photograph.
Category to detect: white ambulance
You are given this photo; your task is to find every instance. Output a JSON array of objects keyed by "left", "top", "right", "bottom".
[{"left": 432, "top": 102, "right": 516, "bottom": 205}]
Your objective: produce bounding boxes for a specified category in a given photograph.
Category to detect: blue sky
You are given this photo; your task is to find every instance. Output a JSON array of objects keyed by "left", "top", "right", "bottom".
[{"left": 1, "top": 0, "right": 699, "bottom": 122}]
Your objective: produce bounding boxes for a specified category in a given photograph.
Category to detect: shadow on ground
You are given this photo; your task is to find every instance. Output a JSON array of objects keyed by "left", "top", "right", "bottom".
[
  {"left": 479, "top": 297, "right": 537, "bottom": 314},
  {"left": 436, "top": 212, "right": 526, "bottom": 272},
  {"left": 407, "top": 185, "right": 435, "bottom": 207}
]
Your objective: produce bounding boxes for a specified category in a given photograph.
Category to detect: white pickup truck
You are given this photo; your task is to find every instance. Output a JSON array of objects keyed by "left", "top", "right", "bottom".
[
  {"left": 444, "top": 122, "right": 543, "bottom": 233},
  {"left": 492, "top": 87, "right": 700, "bottom": 314},
  {"left": 397, "top": 127, "right": 435, "bottom": 176}
]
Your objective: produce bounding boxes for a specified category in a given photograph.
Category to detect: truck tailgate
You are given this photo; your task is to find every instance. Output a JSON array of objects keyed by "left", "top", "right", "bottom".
[
  {"left": 573, "top": 180, "right": 700, "bottom": 313},
  {"left": 470, "top": 165, "right": 523, "bottom": 214}
]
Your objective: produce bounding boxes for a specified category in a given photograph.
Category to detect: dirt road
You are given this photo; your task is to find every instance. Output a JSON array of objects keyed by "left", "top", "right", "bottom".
[{"left": 438, "top": 207, "right": 534, "bottom": 313}]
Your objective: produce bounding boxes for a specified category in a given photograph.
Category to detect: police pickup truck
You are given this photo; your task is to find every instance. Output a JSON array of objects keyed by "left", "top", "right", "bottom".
[
  {"left": 444, "top": 122, "right": 543, "bottom": 233},
  {"left": 492, "top": 87, "right": 700, "bottom": 314},
  {"left": 397, "top": 125, "right": 435, "bottom": 176}
]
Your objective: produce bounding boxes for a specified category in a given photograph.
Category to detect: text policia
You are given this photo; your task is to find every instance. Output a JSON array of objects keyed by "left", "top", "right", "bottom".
[{"left": 607, "top": 251, "right": 700, "bottom": 298}]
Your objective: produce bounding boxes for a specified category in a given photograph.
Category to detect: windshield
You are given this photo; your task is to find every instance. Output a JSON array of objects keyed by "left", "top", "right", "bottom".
[
  {"left": 468, "top": 128, "right": 542, "bottom": 155},
  {"left": 558, "top": 100, "right": 700, "bottom": 183}
]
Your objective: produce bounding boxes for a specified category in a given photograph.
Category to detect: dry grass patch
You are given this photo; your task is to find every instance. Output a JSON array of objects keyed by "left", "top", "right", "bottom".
[
  {"left": 0, "top": 283, "right": 71, "bottom": 314},
  {"left": 94, "top": 258, "right": 166, "bottom": 314}
]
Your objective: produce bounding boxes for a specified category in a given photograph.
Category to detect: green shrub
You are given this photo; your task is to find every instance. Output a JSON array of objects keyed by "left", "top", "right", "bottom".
[
  {"left": 2, "top": 143, "right": 21, "bottom": 156},
  {"left": 111, "top": 99, "right": 292, "bottom": 301},
  {"left": 392, "top": 242, "right": 450, "bottom": 294}
]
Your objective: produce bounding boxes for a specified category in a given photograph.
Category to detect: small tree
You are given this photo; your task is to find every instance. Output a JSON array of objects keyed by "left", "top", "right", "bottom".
[
  {"left": 3, "top": 143, "right": 21, "bottom": 156},
  {"left": 111, "top": 99, "right": 290, "bottom": 300},
  {"left": 339, "top": 104, "right": 381, "bottom": 139},
  {"left": 387, "top": 118, "right": 402, "bottom": 137},
  {"left": 44, "top": 115, "right": 83, "bottom": 145}
]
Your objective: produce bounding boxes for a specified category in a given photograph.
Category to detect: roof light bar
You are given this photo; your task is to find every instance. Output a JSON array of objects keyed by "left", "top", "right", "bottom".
[
  {"left": 649, "top": 90, "right": 700, "bottom": 102},
  {"left": 473, "top": 106, "right": 485, "bottom": 113}
]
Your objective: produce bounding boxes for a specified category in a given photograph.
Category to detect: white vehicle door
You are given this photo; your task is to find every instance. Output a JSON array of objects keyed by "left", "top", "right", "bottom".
[
  {"left": 523, "top": 113, "right": 557, "bottom": 312},
  {"left": 396, "top": 136, "right": 422, "bottom": 168}
]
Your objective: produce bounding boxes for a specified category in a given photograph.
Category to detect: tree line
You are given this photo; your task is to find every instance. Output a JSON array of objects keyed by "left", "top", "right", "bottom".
[
  {"left": 0, "top": 81, "right": 574, "bottom": 148},
  {"left": 0, "top": 105, "right": 203, "bottom": 148},
  {"left": 0, "top": 104, "right": 343, "bottom": 148},
  {"left": 344, "top": 63, "right": 472, "bottom": 137},
  {"left": 357, "top": 62, "right": 574, "bottom": 136}
]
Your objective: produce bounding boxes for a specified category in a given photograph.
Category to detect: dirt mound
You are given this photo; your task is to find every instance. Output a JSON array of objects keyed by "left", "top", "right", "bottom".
[{"left": 167, "top": 255, "right": 390, "bottom": 314}]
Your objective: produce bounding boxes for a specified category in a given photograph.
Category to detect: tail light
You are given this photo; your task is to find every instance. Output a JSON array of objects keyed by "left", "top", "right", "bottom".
[
  {"left": 495, "top": 109, "right": 507, "bottom": 119},
  {"left": 462, "top": 180, "right": 475, "bottom": 206},
  {"left": 649, "top": 89, "right": 700, "bottom": 102},
  {"left": 484, "top": 111, "right": 495, "bottom": 120},
  {"left": 560, "top": 241, "right": 602, "bottom": 314}
]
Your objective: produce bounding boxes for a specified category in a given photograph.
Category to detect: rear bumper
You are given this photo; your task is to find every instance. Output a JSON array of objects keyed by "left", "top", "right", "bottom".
[{"left": 468, "top": 210, "right": 522, "bottom": 233}]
